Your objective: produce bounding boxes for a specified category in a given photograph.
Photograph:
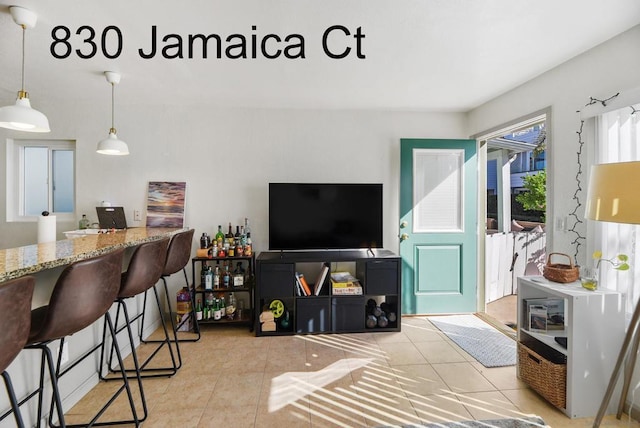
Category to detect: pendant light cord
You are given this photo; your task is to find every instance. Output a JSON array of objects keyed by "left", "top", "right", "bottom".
[
  {"left": 20, "top": 25, "right": 26, "bottom": 93},
  {"left": 111, "top": 83, "right": 115, "bottom": 130}
]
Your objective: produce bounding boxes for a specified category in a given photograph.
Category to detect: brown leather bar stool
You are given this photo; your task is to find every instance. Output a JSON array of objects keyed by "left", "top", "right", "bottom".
[
  {"left": 102, "top": 237, "right": 177, "bottom": 380},
  {"left": 141, "top": 229, "right": 199, "bottom": 354},
  {"left": 24, "top": 248, "right": 145, "bottom": 428},
  {"left": 0, "top": 276, "right": 35, "bottom": 428}
]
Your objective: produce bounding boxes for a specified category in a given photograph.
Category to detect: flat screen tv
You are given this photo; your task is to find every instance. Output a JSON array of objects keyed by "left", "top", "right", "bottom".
[{"left": 269, "top": 183, "right": 383, "bottom": 250}]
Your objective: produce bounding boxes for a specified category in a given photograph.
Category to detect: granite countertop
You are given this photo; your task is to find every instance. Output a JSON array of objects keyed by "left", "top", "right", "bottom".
[{"left": 0, "top": 227, "right": 186, "bottom": 283}]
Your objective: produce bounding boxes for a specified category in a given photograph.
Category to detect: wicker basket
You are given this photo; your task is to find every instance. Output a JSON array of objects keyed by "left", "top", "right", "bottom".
[
  {"left": 543, "top": 252, "right": 579, "bottom": 283},
  {"left": 518, "top": 342, "right": 566, "bottom": 409}
]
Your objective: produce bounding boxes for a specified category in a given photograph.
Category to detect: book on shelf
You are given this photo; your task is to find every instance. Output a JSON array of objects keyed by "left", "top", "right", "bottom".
[
  {"left": 332, "top": 285, "right": 363, "bottom": 295},
  {"left": 296, "top": 272, "right": 312, "bottom": 296},
  {"left": 314, "top": 264, "right": 330, "bottom": 296},
  {"left": 524, "top": 297, "right": 565, "bottom": 331},
  {"left": 294, "top": 275, "right": 304, "bottom": 296},
  {"left": 330, "top": 271, "right": 360, "bottom": 287}
]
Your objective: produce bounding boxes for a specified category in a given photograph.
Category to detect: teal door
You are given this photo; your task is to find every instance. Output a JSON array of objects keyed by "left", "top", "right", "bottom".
[{"left": 400, "top": 139, "right": 478, "bottom": 314}]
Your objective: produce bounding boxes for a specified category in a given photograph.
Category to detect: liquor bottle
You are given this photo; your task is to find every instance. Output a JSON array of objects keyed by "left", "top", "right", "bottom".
[
  {"left": 195, "top": 299, "right": 203, "bottom": 321},
  {"left": 213, "top": 264, "right": 221, "bottom": 288},
  {"left": 79, "top": 214, "right": 90, "bottom": 230},
  {"left": 244, "top": 264, "right": 254, "bottom": 288},
  {"left": 244, "top": 217, "right": 251, "bottom": 237},
  {"left": 245, "top": 233, "right": 252, "bottom": 256},
  {"left": 226, "top": 223, "right": 234, "bottom": 246},
  {"left": 233, "top": 262, "right": 245, "bottom": 287},
  {"left": 213, "top": 298, "right": 222, "bottom": 321},
  {"left": 200, "top": 262, "right": 209, "bottom": 287},
  {"left": 227, "top": 292, "right": 236, "bottom": 319},
  {"left": 234, "top": 226, "right": 241, "bottom": 245},
  {"left": 223, "top": 262, "right": 231, "bottom": 288},
  {"left": 215, "top": 225, "right": 224, "bottom": 247},
  {"left": 205, "top": 291, "right": 214, "bottom": 319},
  {"left": 204, "top": 266, "right": 213, "bottom": 290},
  {"left": 240, "top": 226, "right": 247, "bottom": 247}
]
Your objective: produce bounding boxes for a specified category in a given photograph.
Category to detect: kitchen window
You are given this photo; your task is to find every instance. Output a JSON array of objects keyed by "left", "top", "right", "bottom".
[{"left": 6, "top": 139, "right": 76, "bottom": 221}]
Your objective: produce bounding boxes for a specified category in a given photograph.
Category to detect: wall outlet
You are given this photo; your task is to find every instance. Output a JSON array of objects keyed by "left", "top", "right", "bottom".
[{"left": 134, "top": 210, "right": 141, "bottom": 221}]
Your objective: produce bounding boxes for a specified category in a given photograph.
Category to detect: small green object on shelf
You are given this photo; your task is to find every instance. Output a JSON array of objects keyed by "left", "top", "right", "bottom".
[{"left": 269, "top": 299, "right": 285, "bottom": 319}]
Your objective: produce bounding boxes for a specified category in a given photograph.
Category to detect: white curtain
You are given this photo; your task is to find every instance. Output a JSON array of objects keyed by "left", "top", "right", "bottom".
[{"left": 596, "top": 106, "right": 640, "bottom": 314}]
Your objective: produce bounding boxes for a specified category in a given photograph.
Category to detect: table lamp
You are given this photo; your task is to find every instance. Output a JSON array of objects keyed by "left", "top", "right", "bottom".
[{"left": 587, "top": 161, "right": 640, "bottom": 426}]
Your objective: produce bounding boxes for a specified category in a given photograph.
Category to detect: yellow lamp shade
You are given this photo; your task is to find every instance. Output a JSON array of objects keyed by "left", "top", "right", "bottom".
[{"left": 585, "top": 161, "right": 640, "bottom": 224}]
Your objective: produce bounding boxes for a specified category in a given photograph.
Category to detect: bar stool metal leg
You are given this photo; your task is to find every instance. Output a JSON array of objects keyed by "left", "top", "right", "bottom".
[{"left": 1, "top": 371, "right": 26, "bottom": 428}]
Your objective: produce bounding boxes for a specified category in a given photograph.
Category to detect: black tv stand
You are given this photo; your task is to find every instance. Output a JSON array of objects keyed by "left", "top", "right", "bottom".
[{"left": 255, "top": 249, "right": 401, "bottom": 336}]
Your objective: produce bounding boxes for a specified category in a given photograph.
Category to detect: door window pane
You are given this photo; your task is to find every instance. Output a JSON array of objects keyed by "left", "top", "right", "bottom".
[{"left": 412, "top": 148, "right": 463, "bottom": 232}]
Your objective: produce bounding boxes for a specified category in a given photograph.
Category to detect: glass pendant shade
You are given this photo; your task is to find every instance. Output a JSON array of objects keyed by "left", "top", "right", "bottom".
[{"left": 97, "top": 128, "right": 129, "bottom": 155}]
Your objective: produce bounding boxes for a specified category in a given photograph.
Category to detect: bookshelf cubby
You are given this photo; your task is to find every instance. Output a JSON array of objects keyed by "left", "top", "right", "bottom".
[{"left": 255, "top": 249, "right": 401, "bottom": 336}]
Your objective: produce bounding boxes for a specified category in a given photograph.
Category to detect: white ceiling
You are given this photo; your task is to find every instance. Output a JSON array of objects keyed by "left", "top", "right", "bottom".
[{"left": 1, "top": 0, "right": 639, "bottom": 112}]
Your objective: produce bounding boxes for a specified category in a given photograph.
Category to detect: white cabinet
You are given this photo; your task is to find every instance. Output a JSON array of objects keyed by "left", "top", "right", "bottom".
[{"left": 517, "top": 276, "right": 625, "bottom": 418}]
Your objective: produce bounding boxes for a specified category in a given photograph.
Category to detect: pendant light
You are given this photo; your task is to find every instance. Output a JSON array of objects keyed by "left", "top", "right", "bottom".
[
  {"left": 0, "top": 6, "right": 50, "bottom": 132},
  {"left": 96, "top": 71, "right": 129, "bottom": 155}
]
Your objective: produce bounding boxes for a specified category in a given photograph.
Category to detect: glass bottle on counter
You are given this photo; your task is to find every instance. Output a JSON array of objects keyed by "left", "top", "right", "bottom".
[{"left": 79, "top": 214, "right": 90, "bottom": 230}]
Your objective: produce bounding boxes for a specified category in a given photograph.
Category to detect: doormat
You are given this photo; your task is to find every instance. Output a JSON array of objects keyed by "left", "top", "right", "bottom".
[
  {"left": 428, "top": 314, "right": 516, "bottom": 367},
  {"left": 384, "top": 415, "right": 547, "bottom": 427}
]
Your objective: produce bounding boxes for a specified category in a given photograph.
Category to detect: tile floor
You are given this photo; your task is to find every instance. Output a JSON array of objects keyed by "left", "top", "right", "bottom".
[{"left": 65, "top": 316, "right": 640, "bottom": 427}]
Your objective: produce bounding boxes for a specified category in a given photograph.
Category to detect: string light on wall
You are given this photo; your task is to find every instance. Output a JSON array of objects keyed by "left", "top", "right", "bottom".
[
  {"left": 568, "top": 117, "right": 586, "bottom": 262},
  {"left": 569, "top": 92, "right": 624, "bottom": 262},
  {"left": 586, "top": 92, "right": 620, "bottom": 107}
]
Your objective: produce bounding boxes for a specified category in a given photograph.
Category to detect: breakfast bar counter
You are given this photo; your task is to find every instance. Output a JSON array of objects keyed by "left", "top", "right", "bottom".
[{"left": 0, "top": 227, "right": 185, "bottom": 283}]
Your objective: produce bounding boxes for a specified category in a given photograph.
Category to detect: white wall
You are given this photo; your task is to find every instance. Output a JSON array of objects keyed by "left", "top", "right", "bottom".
[
  {"left": 1, "top": 106, "right": 467, "bottom": 252},
  {"left": 0, "top": 104, "right": 467, "bottom": 424},
  {"left": 468, "top": 24, "right": 640, "bottom": 268}
]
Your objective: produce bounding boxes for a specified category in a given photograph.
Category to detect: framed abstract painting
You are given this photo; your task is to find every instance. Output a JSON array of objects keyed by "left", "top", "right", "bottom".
[{"left": 146, "top": 181, "right": 186, "bottom": 227}]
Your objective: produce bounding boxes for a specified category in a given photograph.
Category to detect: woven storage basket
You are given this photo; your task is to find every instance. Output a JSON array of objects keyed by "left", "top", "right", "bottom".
[
  {"left": 543, "top": 252, "right": 579, "bottom": 283},
  {"left": 518, "top": 342, "right": 566, "bottom": 409}
]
